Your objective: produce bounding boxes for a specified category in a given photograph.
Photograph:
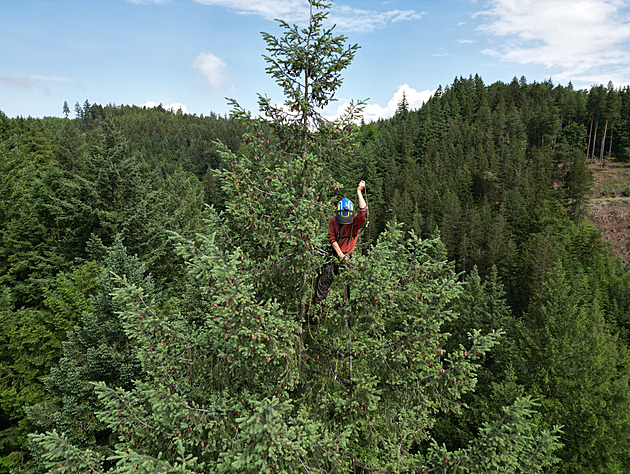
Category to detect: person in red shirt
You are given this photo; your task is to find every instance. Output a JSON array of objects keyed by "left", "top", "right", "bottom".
[{"left": 308, "top": 180, "right": 368, "bottom": 311}]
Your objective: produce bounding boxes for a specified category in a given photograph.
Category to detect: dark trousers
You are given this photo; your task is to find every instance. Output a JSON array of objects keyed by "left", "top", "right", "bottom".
[{"left": 311, "top": 261, "right": 350, "bottom": 307}]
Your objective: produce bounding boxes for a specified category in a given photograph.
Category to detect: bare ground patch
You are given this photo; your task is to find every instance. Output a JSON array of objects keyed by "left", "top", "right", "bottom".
[{"left": 586, "top": 161, "right": 630, "bottom": 265}]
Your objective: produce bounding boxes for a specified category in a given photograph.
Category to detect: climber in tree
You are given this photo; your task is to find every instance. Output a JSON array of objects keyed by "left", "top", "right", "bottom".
[{"left": 309, "top": 180, "right": 368, "bottom": 310}]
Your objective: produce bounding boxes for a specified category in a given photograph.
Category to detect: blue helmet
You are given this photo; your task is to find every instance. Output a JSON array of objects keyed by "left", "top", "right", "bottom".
[{"left": 335, "top": 198, "right": 355, "bottom": 224}]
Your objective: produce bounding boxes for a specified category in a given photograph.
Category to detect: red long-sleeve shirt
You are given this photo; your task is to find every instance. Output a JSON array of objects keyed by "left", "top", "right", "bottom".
[{"left": 327, "top": 206, "right": 368, "bottom": 255}]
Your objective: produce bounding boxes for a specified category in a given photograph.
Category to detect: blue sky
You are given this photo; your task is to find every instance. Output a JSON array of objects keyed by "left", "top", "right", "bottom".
[{"left": 2, "top": 0, "right": 630, "bottom": 122}]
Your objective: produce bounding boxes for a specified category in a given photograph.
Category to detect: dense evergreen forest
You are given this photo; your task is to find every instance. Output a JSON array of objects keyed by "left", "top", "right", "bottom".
[{"left": 2, "top": 2, "right": 630, "bottom": 472}]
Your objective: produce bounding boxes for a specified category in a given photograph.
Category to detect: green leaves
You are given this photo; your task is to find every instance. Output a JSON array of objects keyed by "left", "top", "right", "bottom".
[
  {"left": 219, "top": 397, "right": 346, "bottom": 473},
  {"left": 298, "top": 226, "right": 508, "bottom": 471},
  {"left": 428, "top": 397, "right": 563, "bottom": 473},
  {"left": 28, "top": 430, "right": 104, "bottom": 473},
  {"left": 14, "top": 2, "right": 588, "bottom": 472},
  {"left": 233, "top": 0, "right": 364, "bottom": 156},
  {"left": 0, "top": 263, "right": 99, "bottom": 470},
  {"left": 516, "top": 263, "right": 630, "bottom": 470}
]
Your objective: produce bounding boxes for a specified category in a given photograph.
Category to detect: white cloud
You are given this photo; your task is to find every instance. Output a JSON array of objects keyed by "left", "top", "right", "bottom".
[
  {"left": 329, "top": 6, "right": 424, "bottom": 33},
  {"left": 192, "top": 52, "right": 229, "bottom": 90},
  {"left": 192, "top": 0, "right": 307, "bottom": 21},
  {"left": 476, "top": 0, "right": 630, "bottom": 85},
  {"left": 191, "top": 0, "right": 423, "bottom": 32},
  {"left": 326, "top": 84, "right": 434, "bottom": 123},
  {"left": 1, "top": 76, "right": 37, "bottom": 90},
  {"left": 0, "top": 74, "right": 68, "bottom": 90},
  {"left": 143, "top": 101, "right": 188, "bottom": 113}
]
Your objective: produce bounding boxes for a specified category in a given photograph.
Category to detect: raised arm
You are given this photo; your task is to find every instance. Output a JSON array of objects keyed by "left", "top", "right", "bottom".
[{"left": 357, "top": 180, "right": 366, "bottom": 209}]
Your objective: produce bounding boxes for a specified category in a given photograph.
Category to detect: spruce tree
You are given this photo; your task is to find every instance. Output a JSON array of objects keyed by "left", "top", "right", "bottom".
[
  {"left": 434, "top": 266, "right": 525, "bottom": 451},
  {"left": 29, "top": 2, "right": 562, "bottom": 471},
  {"left": 0, "top": 262, "right": 99, "bottom": 470},
  {"left": 25, "top": 237, "right": 153, "bottom": 470},
  {"left": 516, "top": 263, "right": 630, "bottom": 472}
]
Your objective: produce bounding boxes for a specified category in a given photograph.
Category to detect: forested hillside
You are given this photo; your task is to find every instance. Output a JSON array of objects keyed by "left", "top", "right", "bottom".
[{"left": 2, "top": 2, "right": 630, "bottom": 472}]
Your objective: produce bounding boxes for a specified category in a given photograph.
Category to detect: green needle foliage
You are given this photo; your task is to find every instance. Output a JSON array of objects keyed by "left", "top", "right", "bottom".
[
  {"left": 516, "top": 263, "right": 630, "bottom": 471},
  {"left": 28, "top": 1, "right": 563, "bottom": 472},
  {"left": 428, "top": 397, "right": 562, "bottom": 473},
  {"left": 25, "top": 238, "right": 152, "bottom": 471},
  {"left": 230, "top": 0, "right": 364, "bottom": 158},
  {"left": 0, "top": 259, "right": 99, "bottom": 470}
]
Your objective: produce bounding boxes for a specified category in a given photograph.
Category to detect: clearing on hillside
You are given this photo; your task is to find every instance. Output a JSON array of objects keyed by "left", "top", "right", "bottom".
[{"left": 587, "top": 161, "right": 630, "bottom": 265}]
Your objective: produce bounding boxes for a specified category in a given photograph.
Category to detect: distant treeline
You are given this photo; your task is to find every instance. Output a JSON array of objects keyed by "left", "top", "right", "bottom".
[{"left": 1, "top": 74, "right": 630, "bottom": 471}]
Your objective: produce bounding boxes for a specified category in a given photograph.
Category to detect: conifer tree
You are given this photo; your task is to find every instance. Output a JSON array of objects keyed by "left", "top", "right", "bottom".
[
  {"left": 26, "top": 237, "right": 153, "bottom": 469},
  {"left": 0, "top": 262, "right": 99, "bottom": 470},
  {"left": 435, "top": 266, "right": 524, "bottom": 450},
  {"left": 29, "top": 2, "right": 561, "bottom": 471},
  {"left": 516, "top": 263, "right": 630, "bottom": 472}
]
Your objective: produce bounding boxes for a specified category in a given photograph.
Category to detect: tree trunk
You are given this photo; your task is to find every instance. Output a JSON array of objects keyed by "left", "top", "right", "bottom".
[
  {"left": 591, "top": 121, "right": 599, "bottom": 164},
  {"left": 608, "top": 123, "right": 613, "bottom": 157},
  {"left": 586, "top": 117, "right": 593, "bottom": 160},
  {"left": 600, "top": 119, "right": 608, "bottom": 167}
]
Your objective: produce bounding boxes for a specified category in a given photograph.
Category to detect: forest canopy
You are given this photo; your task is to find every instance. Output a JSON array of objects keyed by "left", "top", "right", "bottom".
[{"left": 1, "top": 1, "right": 630, "bottom": 472}]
